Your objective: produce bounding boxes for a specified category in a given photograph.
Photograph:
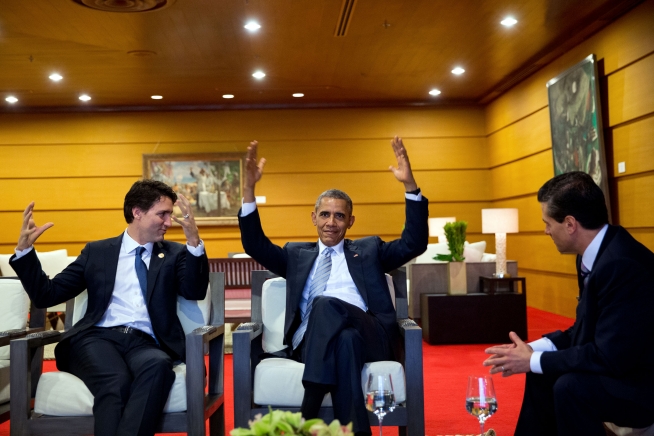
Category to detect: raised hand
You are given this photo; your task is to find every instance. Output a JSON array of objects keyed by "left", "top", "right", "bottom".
[
  {"left": 172, "top": 193, "right": 201, "bottom": 247},
  {"left": 243, "top": 140, "right": 266, "bottom": 203},
  {"left": 388, "top": 136, "right": 418, "bottom": 192},
  {"left": 17, "top": 202, "right": 54, "bottom": 251}
]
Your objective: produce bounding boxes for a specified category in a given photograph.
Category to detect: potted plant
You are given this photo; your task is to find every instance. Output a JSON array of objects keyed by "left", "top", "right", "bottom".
[
  {"left": 230, "top": 408, "right": 353, "bottom": 436},
  {"left": 434, "top": 221, "right": 468, "bottom": 294}
]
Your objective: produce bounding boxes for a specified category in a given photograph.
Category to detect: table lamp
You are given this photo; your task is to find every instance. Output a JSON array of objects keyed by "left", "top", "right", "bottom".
[
  {"left": 428, "top": 217, "right": 456, "bottom": 243},
  {"left": 482, "top": 208, "right": 519, "bottom": 277}
]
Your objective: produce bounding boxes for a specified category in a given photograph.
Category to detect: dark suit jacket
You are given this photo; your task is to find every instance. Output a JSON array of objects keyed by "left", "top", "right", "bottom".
[
  {"left": 11, "top": 234, "right": 209, "bottom": 371},
  {"left": 541, "top": 225, "right": 654, "bottom": 403},
  {"left": 239, "top": 197, "right": 429, "bottom": 360}
]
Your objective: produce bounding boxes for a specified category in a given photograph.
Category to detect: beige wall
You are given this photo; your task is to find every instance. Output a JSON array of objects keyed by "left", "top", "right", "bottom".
[
  {"left": 0, "top": 106, "right": 493, "bottom": 258},
  {"left": 486, "top": 0, "right": 654, "bottom": 316}
]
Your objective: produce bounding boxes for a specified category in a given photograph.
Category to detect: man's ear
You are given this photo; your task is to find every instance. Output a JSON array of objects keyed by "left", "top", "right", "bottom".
[
  {"left": 311, "top": 211, "right": 317, "bottom": 226},
  {"left": 133, "top": 207, "right": 142, "bottom": 220},
  {"left": 564, "top": 215, "right": 577, "bottom": 234},
  {"left": 348, "top": 215, "right": 355, "bottom": 229}
]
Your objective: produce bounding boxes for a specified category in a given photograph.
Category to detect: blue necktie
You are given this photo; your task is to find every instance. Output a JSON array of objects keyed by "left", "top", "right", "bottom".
[
  {"left": 292, "top": 247, "right": 333, "bottom": 349},
  {"left": 135, "top": 246, "right": 148, "bottom": 299}
]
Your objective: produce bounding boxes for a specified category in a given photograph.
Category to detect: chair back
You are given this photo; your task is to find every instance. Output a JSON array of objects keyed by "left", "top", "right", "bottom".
[
  {"left": 65, "top": 272, "right": 225, "bottom": 333},
  {"left": 0, "top": 278, "right": 30, "bottom": 359}
]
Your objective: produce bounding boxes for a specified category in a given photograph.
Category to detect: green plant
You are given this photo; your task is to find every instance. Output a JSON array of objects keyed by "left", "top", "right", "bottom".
[
  {"left": 230, "top": 408, "right": 353, "bottom": 436},
  {"left": 434, "top": 220, "right": 467, "bottom": 262}
]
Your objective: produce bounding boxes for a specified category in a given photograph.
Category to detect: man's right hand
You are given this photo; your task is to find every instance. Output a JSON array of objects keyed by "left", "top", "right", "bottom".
[
  {"left": 17, "top": 202, "right": 54, "bottom": 251},
  {"left": 243, "top": 140, "right": 266, "bottom": 203}
]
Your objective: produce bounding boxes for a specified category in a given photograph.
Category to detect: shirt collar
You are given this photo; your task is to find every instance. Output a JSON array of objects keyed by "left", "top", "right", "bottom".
[
  {"left": 317, "top": 239, "right": 344, "bottom": 256},
  {"left": 581, "top": 224, "right": 609, "bottom": 271},
  {"left": 123, "top": 229, "right": 154, "bottom": 255}
]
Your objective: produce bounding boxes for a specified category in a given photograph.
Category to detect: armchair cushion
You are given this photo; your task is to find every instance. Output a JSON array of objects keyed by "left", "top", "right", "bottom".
[
  {"left": 0, "top": 249, "right": 69, "bottom": 278},
  {"left": 34, "top": 362, "right": 189, "bottom": 416},
  {"left": 0, "top": 279, "right": 30, "bottom": 360},
  {"left": 253, "top": 358, "right": 406, "bottom": 407},
  {"left": 412, "top": 241, "right": 487, "bottom": 264}
]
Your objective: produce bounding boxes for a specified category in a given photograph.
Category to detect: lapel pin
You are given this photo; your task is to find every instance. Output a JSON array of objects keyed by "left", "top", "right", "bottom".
[
  {"left": 354, "top": 254, "right": 359, "bottom": 257},
  {"left": 158, "top": 253, "right": 164, "bottom": 258}
]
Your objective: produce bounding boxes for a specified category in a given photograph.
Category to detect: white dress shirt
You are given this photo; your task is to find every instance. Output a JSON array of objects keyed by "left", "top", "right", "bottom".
[{"left": 529, "top": 224, "right": 609, "bottom": 373}]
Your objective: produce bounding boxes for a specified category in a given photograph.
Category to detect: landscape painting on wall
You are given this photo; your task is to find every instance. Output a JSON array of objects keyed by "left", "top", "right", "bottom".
[
  {"left": 547, "top": 54, "right": 611, "bottom": 208},
  {"left": 143, "top": 152, "right": 245, "bottom": 226}
]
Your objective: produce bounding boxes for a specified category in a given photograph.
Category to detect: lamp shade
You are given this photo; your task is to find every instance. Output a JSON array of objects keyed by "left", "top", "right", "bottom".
[
  {"left": 481, "top": 209, "right": 519, "bottom": 234},
  {"left": 428, "top": 217, "right": 456, "bottom": 237}
]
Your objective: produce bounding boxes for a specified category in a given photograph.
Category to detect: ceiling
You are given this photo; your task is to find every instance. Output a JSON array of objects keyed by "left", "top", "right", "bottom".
[{"left": 0, "top": 0, "right": 644, "bottom": 112}]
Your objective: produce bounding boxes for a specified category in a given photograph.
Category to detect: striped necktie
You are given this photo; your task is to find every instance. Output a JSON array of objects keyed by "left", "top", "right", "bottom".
[
  {"left": 292, "top": 247, "right": 334, "bottom": 349},
  {"left": 580, "top": 262, "right": 590, "bottom": 288}
]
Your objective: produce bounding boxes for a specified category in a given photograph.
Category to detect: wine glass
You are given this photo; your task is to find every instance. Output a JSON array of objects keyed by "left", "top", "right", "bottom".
[
  {"left": 466, "top": 375, "right": 497, "bottom": 435},
  {"left": 365, "top": 373, "right": 396, "bottom": 436}
]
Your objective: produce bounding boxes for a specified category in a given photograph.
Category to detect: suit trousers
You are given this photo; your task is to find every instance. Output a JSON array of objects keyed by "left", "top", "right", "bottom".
[
  {"left": 516, "top": 372, "right": 654, "bottom": 436},
  {"left": 296, "top": 296, "right": 392, "bottom": 435},
  {"left": 68, "top": 327, "right": 176, "bottom": 436}
]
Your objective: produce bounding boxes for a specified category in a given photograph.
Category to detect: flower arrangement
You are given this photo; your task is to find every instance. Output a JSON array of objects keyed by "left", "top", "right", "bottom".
[
  {"left": 230, "top": 408, "right": 353, "bottom": 436},
  {"left": 434, "top": 220, "right": 468, "bottom": 262}
]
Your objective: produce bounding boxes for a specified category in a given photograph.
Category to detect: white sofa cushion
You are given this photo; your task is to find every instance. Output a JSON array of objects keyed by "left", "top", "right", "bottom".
[
  {"left": 0, "top": 279, "right": 30, "bottom": 360},
  {"left": 0, "top": 249, "right": 70, "bottom": 278},
  {"left": 413, "top": 241, "right": 488, "bottom": 264},
  {"left": 34, "top": 362, "right": 189, "bottom": 415},
  {"left": 463, "top": 241, "right": 486, "bottom": 262},
  {"left": 253, "top": 358, "right": 406, "bottom": 407}
]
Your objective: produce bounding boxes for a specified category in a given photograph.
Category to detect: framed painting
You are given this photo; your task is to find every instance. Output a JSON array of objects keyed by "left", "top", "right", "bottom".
[
  {"left": 143, "top": 152, "right": 245, "bottom": 226},
  {"left": 547, "top": 54, "right": 611, "bottom": 209}
]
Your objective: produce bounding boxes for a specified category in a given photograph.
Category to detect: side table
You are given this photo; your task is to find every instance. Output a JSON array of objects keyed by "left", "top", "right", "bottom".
[{"left": 479, "top": 276, "right": 526, "bottom": 296}]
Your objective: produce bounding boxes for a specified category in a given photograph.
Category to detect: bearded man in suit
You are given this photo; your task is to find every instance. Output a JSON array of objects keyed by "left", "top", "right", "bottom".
[
  {"left": 238, "top": 137, "right": 428, "bottom": 436},
  {"left": 483, "top": 171, "right": 654, "bottom": 435},
  {"left": 10, "top": 180, "right": 209, "bottom": 436}
]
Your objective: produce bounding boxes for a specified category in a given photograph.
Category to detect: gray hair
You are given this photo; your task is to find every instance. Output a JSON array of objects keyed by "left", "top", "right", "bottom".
[{"left": 314, "top": 189, "right": 353, "bottom": 214}]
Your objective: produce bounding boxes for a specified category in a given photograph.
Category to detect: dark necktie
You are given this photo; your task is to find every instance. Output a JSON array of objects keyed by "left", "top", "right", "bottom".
[
  {"left": 580, "top": 262, "right": 590, "bottom": 288},
  {"left": 292, "top": 247, "right": 334, "bottom": 349},
  {"left": 135, "top": 246, "right": 148, "bottom": 298}
]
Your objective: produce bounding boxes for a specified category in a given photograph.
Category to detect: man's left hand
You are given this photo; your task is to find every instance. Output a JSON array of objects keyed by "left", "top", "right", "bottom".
[
  {"left": 389, "top": 136, "right": 418, "bottom": 192},
  {"left": 482, "top": 331, "right": 533, "bottom": 377},
  {"left": 172, "top": 193, "right": 201, "bottom": 247}
]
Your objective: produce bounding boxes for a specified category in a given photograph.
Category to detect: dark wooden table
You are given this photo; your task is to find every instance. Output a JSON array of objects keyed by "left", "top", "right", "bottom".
[{"left": 420, "top": 277, "right": 527, "bottom": 344}]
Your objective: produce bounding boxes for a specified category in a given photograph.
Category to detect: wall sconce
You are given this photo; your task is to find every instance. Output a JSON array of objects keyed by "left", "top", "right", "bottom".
[
  {"left": 482, "top": 208, "right": 519, "bottom": 277},
  {"left": 428, "top": 217, "right": 456, "bottom": 243}
]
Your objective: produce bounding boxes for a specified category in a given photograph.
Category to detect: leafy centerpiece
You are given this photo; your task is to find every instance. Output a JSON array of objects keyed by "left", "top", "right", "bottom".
[
  {"left": 434, "top": 221, "right": 468, "bottom": 262},
  {"left": 230, "top": 409, "right": 353, "bottom": 436}
]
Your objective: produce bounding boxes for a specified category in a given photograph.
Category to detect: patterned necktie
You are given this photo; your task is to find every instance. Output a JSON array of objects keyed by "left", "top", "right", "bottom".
[
  {"left": 580, "top": 262, "right": 590, "bottom": 288},
  {"left": 292, "top": 247, "right": 334, "bottom": 349},
  {"left": 135, "top": 246, "right": 148, "bottom": 299}
]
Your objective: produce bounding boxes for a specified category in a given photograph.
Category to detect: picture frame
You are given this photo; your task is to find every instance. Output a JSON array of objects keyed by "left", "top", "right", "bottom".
[
  {"left": 142, "top": 152, "right": 245, "bottom": 226},
  {"left": 547, "top": 54, "right": 611, "bottom": 210}
]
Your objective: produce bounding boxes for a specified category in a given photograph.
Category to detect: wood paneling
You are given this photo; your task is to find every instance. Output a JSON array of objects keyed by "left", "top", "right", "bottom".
[
  {"left": 607, "top": 54, "right": 654, "bottom": 126},
  {"left": 489, "top": 151, "right": 553, "bottom": 200},
  {"left": 614, "top": 174, "right": 654, "bottom": 228},
  {"left": 487, "top": 108, "right": 551, "bottom": 167},
  {"left": 521, "top": 270, "right": 580, "bottom": 318},
  {"left": 491, "top": 196, "right": 547, "bottom": 233},
  {"left": 611, "top": 116, "right": 654, "bottom": 176},
  {"left": 508, "top": 234, "right": 577, "bottom": 275}
]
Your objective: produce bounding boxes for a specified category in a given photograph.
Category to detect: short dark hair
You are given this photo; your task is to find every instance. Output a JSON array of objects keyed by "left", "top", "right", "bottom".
[
  {"left": 124, "top": 180, "right": 178, "bottom": 223},
  {"left": 537, "top": 171, "right": 608, "bottom": 229},
  {"left": 315, "top": 189, "right": 353, "bottom": 214}
]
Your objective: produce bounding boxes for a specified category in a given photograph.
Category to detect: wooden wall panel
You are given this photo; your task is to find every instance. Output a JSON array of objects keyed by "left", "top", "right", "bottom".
[
  {"left": 508, "top": 234, "right": 577, "bottom": 275},
  {"left": 611, "top": 116, "right": 654, "bottom": 176},
  {"left": 521, "top": 270, "right": 579, "bottom": 318},
  {"left": 489, "top": 151, "right": 553, "bottom": 200},
  {"left": 607, "top": 54, "right": 654, "bottom": 127},
  {"left": 487, "top": 108, "right": 551, "bottom": 167},
  {"left": 614, "top": 174, "right": 654, "bottom": 228},
  {"left": 491, "top": 196, "right": 546, "bottom": 233}
]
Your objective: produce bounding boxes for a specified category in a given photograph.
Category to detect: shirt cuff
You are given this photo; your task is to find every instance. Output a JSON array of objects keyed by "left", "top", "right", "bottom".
[
  {"left": 13, "top": 246, "right": 34, "bottom": 260},
  {"left": 530, "top": 351, "right": 544, "bottom": 374},
  {"left": 186, "top": 240, "right": 205, "bottom": 257},
  {"left": 240, "top": 200, "right": 257, "bottom": 217},
  {"left": 529, "top": 337, "right": 557, "bottom": 352},
  {"left": 405, "top": 192, "right": 423, "bottom": 202}
]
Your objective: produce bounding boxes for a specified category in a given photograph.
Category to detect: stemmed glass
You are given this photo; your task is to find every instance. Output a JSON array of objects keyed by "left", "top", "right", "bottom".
[
  {"left": 466, "top": 375, "right": 497, "bottom": 435},
  {"left": 365, "top": 373, "right": 396, "bottom": 436}
]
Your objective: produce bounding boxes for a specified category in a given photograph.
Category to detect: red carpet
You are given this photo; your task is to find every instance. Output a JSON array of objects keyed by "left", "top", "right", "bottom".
[{"left": 0, "top": 307, "right": 573, "bottom": 435}]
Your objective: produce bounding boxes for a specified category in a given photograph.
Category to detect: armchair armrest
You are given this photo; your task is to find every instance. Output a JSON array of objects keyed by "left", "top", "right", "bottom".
[
  {"left": 232, "top": 322, "right": 262, "bottom": 428},
  {"left": 397, "top": 318, "right": 425, "bottom": 434}
]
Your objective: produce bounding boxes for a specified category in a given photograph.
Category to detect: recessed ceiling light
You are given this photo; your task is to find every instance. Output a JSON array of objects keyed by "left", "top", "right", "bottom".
[
  {"left": 151, "top": 95, "right": 163, "bottom": 100},
  {"left": 292, "top": 93, "right": 304, "bottom": 98},
  {"left": 252, "top": 71, "right": 266, "bottom": 79},
  {"left": 5, "top": 96, "right": 18, "bottom": 104},
  {"left": 223, "top": 94, "right": 235, "bottom": 99},
  {"left": 451, "top": 67, "right": 465, "bottom": 75},
  {"left": 244, "top": 21, "right": 261, "bottom": 32},
  {"left": 49, "top": 73, "right": 63, "bottom": 82},
  {"left": 79, "top": 94, "right": 91, "bottom": 102},
  {"left": 501, "top": 17, "right": 518, "bottom": 27},
  {"left": 429, "top": 89, "right": 441, "bottom": 96}
]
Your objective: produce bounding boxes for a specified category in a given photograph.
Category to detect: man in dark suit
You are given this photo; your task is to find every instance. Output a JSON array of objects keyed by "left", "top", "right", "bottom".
[
  {"left": 238, "top": 137, "right": 428, "bottom": 436},
  {"left": 10, "top": 180, "right": 209, "bottom": 436},
  {"left": 483, "top": 171, "right": 654, "bottom": 435}
]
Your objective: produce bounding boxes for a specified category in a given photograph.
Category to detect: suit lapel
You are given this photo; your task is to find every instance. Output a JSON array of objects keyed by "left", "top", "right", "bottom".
[
  {"left": 344, "top": 241, "right": 367, "bottom": 304},
  {"left": 147, "top": 242, "right": 167, "bottom": 303},
  {"left": 292, "top": 247, "right": 318, "bottom": 310},
  {"left": 103, "top": 234, "right": 123, "bottom": 306}
]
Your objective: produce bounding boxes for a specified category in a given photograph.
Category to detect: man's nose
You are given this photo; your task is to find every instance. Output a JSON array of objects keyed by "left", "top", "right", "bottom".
[{"left": 164, "top": 216, "right": 172, "bottom": 227}]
